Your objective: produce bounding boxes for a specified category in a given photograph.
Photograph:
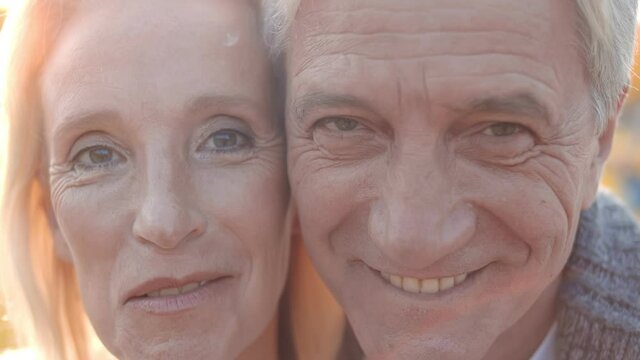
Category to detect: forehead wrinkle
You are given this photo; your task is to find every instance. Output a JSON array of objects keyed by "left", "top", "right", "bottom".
[
  {"left": 298, "top": 3, "right": 550, "bottom": 38},
  {"left": 296, "top": 52, "right": 559, "bottom": 97},
  {"left": 301, "top": 0, "right": 541, "bottom": 10},
  {"left": 291, "top": 0, "right": 558, "bottom": 87},
  {"left": 396, "top": 78, "right": 403, "bottom": 115},
  {"left": 420, "top": 62, "right": 432, "bottom": 112},
  {"left": 293, "top": 19, "right": 556, "bottom": 88},
  {"left": 300, "top": 31, "right": 545, "bottom": 69},
  {"left": 423, "top": 71, "right": 559, "bottom": 96}
]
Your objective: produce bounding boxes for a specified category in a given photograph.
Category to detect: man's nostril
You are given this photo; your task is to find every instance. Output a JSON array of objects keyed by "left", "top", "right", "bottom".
[{"left": 441, "top": 203, "right": 476, "bottom": 245}]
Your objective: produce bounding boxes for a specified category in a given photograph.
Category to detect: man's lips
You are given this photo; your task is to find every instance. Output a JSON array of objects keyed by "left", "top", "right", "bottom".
[
  {"left": 124, "top": 272, "right": 232, "bottom": 304},
  {"left": 361, "top": 261, "right": 487, "bottom": 295},
  {"left": 380, "top": 270, "right": 470, "bottom": 294}
]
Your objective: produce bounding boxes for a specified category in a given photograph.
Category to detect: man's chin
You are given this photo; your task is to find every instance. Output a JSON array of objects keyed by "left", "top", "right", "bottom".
[{"left": 356, "top": 328, "right": 494, "bottom": 360}]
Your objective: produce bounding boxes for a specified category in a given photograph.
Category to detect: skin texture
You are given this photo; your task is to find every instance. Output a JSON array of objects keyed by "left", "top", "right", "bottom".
[
  {"left": 41, "top": 0, "right": 290, "bottom": 359},
  {"left": 286, "top": 0, "right": 617, "bottom": 359}
]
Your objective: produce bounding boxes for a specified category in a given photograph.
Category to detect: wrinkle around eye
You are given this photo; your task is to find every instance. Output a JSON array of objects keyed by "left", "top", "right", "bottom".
[
  {"left": 295, "top": 53, "right": 560, "bottom": 96},
  {"left": 487, "top": 146, "right": 542, "bottom": 167},
  {"left": 312, "top": 135, "right": 386, "bottom": 164},
  {"left": 295, "top": 142, "right": 368, "bottom": 172},
  {"left": 514, "top": 150, "right": 580, "bottom": 225},
  {"left": 312, "top": 125, "right": 385, "bottom": 161},
  {"left": 458, "top": 128, "right": 538, "bottom": 166},
  {"left": 200, "top": 132, "right": 285, "bottom": 168},
  {"left": 246, "top": 133, "right": 286, "bottom": 164},
  {"left": 48, "top": 155, "right": 125, "bottom": 189},
  {"left": 48, "top": 164, "right": 92, "bottom": 216}
]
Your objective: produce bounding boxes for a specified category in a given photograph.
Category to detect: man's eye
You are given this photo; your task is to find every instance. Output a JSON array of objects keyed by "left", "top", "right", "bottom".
[
  {"left": 74, "top": 146, "right": 125, "bottom": 169},
  {"left": 318, "top": 117, "right": 361, "bottom": 132},
  {"left": 482, "top": 123, "right": 523, "bottom": 137},
  {"left": 199, "top": 129, "right": 252, "bottom": 152}
]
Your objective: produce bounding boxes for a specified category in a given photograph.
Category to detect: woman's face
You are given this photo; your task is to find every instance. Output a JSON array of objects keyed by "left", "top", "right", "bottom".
[{"left": 41, "top": 0, "right": 290, "bottom": 358}]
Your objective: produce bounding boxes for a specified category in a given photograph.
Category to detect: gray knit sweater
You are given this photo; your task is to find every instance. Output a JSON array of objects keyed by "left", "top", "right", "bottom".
[{"left": 557, "top": 191, "right": 640, "bottom": 359}]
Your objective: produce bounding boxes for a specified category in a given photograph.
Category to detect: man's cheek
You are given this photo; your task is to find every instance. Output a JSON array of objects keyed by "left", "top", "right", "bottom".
[{"left": 296, "top": 183, "right": 341, "bottom": 234}]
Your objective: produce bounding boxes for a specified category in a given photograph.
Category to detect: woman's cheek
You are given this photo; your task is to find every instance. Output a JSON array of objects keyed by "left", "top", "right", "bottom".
[{"left": 53, "top": 176, "right": 133, "bottom": 265}]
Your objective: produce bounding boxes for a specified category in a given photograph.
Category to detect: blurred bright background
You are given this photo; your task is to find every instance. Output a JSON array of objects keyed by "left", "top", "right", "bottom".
[
  {"left": 0, "top": 1, "right": 639, "bottom": 356},
  {"left": 0, "top": 3, "right": 14, "bottom": 354}
]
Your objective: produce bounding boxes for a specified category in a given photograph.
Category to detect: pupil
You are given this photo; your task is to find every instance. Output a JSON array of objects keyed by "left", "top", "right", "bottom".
[
  {"left": 89, "top": 148, "right": 112, "bottom": 163},
  {"left": 213, "top": 132, "right": 237, "bottom": 148},
  {"left": 494, "top": 124, "right": 515, "bottom": 136},
  {"left": 335, "top": 118, "right": 357, "bottom": 131}
]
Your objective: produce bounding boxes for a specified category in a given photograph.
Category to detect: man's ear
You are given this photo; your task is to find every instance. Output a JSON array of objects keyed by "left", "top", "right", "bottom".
[{"left": 581, "top": 88, "right": 627, "bottom": 209}]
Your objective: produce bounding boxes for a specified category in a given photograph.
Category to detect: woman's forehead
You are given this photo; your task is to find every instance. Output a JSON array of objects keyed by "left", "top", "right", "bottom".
[{"left": 39, "top": 0, "right": 273, "bottom": 136}]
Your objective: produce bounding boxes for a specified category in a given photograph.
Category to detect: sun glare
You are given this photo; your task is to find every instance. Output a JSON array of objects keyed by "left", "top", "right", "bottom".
[
  {"left": 0, "top": 0, "right": 18, "bottom": 13},
  {"left": 0, "top": 1, "right": 13, "bottom": 10},
  {"left": 0, "top": 348, "right": 36, "bottom": 360}
]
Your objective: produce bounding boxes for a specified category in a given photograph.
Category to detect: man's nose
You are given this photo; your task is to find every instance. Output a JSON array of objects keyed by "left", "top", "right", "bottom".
[
  {"left": 132, "top": 155, "right": 206, "bottom": 250},
  {"left": 368, "top": 149, "right": 476, "bottom": 270}
]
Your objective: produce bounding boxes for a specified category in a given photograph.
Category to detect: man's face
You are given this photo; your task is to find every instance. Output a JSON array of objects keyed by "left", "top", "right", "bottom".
[{"left": 287, "top": 0, "right": 609, "bottom": 358}]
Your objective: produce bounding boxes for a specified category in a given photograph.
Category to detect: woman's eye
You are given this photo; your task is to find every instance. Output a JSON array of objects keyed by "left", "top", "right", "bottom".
[
  {"left": 482, "top": 123, "right": 523, "bottom": 137},
  {"left": 73, "top": 146, "right": 125, "bottom": 169},
  {"left": 318, "top": 117, "right": 362, "bottom": 132},
  {"left": 200, "top": 129, "right": 252, "bottom": 152}
]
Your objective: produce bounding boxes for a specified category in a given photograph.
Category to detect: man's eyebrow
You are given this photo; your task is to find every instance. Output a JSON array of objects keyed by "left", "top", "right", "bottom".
[
  {"left": 458, "top": 93, "right": 551, "bottom": 122},
  {"left": 292, "top": 92, "right": 375, "bottom": 120},
  {"left": 291, "top": 92, "right": 551, "bottom": 124}
]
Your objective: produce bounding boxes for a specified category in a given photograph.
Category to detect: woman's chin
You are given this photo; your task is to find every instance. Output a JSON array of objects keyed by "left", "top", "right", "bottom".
[{"left": 111, "top": 330, "right": 241, "bottom": 360}]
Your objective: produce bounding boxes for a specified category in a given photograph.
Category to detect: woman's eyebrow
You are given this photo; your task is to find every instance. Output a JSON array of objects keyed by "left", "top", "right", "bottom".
[{"left": 51, "top": 109, "right": 121, "bottom": 142}]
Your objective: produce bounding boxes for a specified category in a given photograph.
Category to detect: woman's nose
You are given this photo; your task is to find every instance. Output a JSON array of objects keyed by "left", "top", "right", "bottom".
[
  {"left": 132, "top": 157, "right": 206, "bottom": 250},
  {"left": 368, "top": 150, "right": 476, "bottom": 270}
]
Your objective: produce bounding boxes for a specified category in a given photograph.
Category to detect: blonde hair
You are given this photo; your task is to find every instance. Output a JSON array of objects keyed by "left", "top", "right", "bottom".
[
  {"left": 0, "top": 1, "right": 93, "bottom": 359},
  {"left": 262, "top": 0, "right": 639, "bottom": 135}
]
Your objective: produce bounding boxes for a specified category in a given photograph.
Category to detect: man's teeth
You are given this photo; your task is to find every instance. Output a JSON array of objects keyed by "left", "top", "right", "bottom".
[
  {"left": 146, "top": 281, "right": 208, "bottom": 298},
  {"left": 380, "top": 272, "right": 468, "bottom": 294}
]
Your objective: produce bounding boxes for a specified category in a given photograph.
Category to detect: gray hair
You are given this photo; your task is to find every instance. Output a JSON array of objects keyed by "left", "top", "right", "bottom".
[{"left": 262, "top": 0, "right": 638, "bottom": 135}]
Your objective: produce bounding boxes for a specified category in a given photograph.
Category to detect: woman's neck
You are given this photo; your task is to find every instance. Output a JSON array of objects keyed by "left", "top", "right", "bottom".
[{"left": 237, "top": 315, "right": 279, "bottom": 360}]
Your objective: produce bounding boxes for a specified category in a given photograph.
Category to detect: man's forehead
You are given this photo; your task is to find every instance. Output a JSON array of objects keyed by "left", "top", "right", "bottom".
[
  {"left": 289, "top": 0, "right": 571, "bottom": 67},
  {"left": 293, "top": 0, "right": 554, "bottom": 39},
  {"left": 287, "top": 0, "right": 588, "bottom": 124}
]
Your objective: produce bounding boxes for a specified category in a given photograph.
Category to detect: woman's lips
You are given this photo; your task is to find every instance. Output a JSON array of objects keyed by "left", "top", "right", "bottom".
[
  {"left": 144, "top": 280, "right": 209, "bottom": 298},
  {"left": 124, "top": 274, "right": 234, "bottom": 314}
]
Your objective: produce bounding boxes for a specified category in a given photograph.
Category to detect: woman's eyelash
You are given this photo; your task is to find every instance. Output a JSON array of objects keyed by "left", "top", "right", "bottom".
[
  {"left": 71, "top": 145, "right": 125, "bottom": 170},
  {"left": 198, "top": 129, "right": 254, "bottom": 153}
]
